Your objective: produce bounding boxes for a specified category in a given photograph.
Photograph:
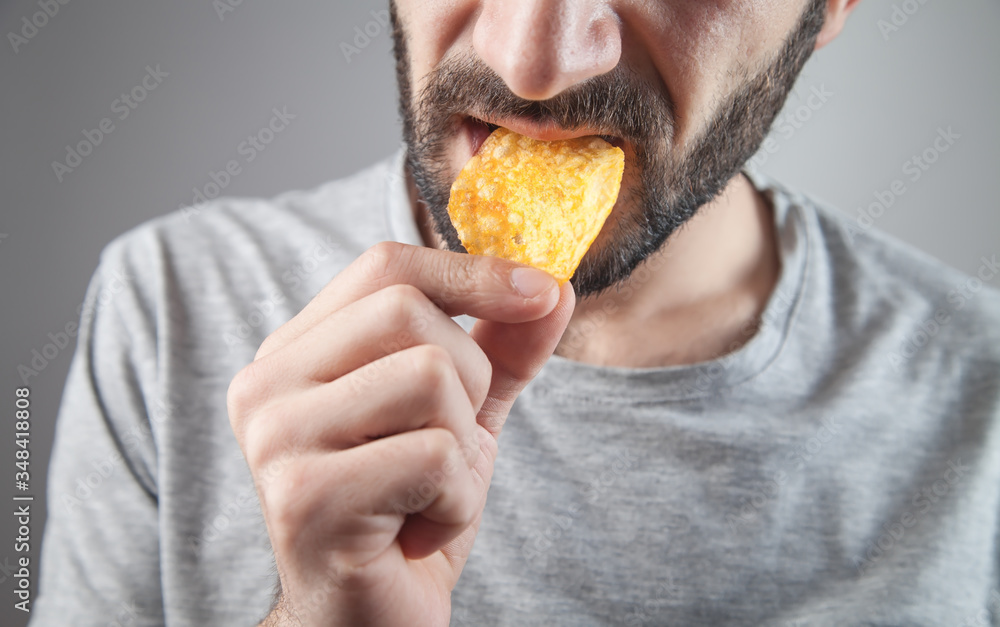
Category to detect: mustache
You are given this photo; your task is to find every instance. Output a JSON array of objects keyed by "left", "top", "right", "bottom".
[{"left": 414, "top": 55, "right": 675, "bottom": 145}]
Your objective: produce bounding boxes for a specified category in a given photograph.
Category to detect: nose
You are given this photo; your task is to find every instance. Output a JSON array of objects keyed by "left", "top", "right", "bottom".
[{"left": 472, "top": 0, "right": 622, "bottom": 101}]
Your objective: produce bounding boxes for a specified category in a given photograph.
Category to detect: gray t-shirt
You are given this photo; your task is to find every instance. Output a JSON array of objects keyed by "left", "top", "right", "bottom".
[{"left": 30, "top": 151, "right": 1000, "bottom": 626}]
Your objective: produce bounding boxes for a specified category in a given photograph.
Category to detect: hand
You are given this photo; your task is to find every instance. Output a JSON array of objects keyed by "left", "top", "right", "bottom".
[{"left": 227, "top": 242, "right": 575, "bottom": 626}]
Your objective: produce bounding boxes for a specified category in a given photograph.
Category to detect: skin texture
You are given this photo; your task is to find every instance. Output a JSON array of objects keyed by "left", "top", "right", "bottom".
[
  {"left": 232, "top": 1, "right": 860, "bottom": 625},
  {"left": 400, "top": 0, "right": 829, "bottom": 297}
]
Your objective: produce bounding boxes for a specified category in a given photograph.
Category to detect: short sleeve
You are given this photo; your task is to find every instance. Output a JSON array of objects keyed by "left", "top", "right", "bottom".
[{"left": 30, "top": 240, "right": 166, "bottom": 627}]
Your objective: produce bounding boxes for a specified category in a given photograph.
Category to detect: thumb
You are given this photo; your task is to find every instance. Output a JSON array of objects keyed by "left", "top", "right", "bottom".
[{"left": 470, "top": 281, "right": 575, "bottom": 438}]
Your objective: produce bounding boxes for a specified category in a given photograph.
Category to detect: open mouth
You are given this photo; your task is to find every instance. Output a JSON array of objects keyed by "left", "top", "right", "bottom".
[
  {"left": 463, "top": 115, "right": 625, "bottom": 156},
  {"left": 471, "top": 116, "right": 501, "bottom": 133},
  {"left": 466, "top": 117, "right": 500, "bottom": 155}
]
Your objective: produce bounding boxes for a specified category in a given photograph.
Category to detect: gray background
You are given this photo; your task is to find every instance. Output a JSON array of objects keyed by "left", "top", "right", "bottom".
[{"left": 0, "top": 0, "right": 997, "bottom": 624}]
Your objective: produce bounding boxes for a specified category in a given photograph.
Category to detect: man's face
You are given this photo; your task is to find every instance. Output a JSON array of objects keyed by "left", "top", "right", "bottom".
[{"left": 392, "top": 0, "right": 827, "bottom": 296}]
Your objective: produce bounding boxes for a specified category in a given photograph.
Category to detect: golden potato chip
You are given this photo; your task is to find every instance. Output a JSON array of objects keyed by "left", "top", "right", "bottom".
[{"left": 447, "top": 127, "right": 624, "bottom": 282}]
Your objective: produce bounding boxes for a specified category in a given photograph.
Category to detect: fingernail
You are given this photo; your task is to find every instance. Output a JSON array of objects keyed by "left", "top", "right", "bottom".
[{"left": 511, "top": 267, "right": 556, "bottom": 299}]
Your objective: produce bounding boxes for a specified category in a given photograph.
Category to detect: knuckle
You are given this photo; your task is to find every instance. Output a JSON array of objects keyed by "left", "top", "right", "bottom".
[
  {"left": 242, "top": 413, "right": 283, "bottom": 471},
  {"left": 262, "top": 460, "right": 312, "bottom": 546},
  {"left": 380, "top": 283, "right": 430, "bottom": 332},
  {"left": 470, "top": 350, "right": 493, "bottom": 408},
  {"left": 417, "top": 427, "right": 461, "bottom": 469},
  {"left": 361, "top": 241, "right": 406, "bottom": 286},
  {"left": 456, "top": 255, "right": 508, "bottom": 297},
  {"left": 484, "top": 259, "right": 513, "bottom": 290},
  {"left": 408, "top": 344, "right": 456, "bottom": 390},
  {"left": 443, "top": 258, "right": 478, "bottom": 297},
  {"left": 254, "top": 335, "right": 277, "bottom": 361},
  {"left": 452, "top": 483, "right": 481, "bottom": 526},
  {"left": 226, "top": 360, "right": 267, "bottom": 424}
]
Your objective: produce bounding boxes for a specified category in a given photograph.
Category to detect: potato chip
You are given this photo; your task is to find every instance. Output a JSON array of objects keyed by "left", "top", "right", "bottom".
[{"left": 447, "top": 126, "right": 624, "bottom": 282}]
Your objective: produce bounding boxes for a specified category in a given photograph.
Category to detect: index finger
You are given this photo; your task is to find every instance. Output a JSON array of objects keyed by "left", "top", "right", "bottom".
[{"left": 256, "top": 241, "right": 561, "bottom": 360}]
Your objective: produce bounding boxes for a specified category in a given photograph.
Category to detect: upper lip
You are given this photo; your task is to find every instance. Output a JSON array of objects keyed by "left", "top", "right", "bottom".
[{"left": 469, "top": 114, "right": 622, "bottom": 145}]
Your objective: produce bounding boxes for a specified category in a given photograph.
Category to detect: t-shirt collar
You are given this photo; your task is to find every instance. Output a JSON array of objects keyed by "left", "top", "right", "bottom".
[{"left": 384, "top": 151, "right": 808, "bottom": 400}]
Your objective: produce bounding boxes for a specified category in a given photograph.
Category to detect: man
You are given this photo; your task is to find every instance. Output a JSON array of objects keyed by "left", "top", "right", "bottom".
[{"left": 31, "top": 0, "right": 1000, "bottom": 625}]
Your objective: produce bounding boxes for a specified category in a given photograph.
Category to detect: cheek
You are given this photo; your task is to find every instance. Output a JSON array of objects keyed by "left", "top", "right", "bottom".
[
  {"left": 397, "top": 0, "right": 479, "bottom": 95},
  {"left": 627, "top": 0, "right": 804, "bottom": 147},
  {"left": 670, "top": 0, "right": 798, "bottom": 58}
]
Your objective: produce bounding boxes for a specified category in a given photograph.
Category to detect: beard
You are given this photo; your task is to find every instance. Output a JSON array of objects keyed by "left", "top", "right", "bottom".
[{"left": 390, "top": 0, "right": 827, "bottom": 297}]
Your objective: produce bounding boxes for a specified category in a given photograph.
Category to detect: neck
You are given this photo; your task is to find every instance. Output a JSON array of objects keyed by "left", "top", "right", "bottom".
[{"left": 408, "top": 170, "right": 780, "bottom": 368}]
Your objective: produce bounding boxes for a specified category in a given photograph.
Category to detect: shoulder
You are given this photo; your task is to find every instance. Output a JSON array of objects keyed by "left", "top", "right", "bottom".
[
  {"left": 104, "top": 153, "right": 398, "bottom": 271},
  {"left": 86, "top": 153, "right": 403, "bottom": 362},
  {"left": 98, "top": 153, "right": 400, "bottom": 306},
  {"left": 758, "top": 173, "right": 1000, "bottom": 384}
]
